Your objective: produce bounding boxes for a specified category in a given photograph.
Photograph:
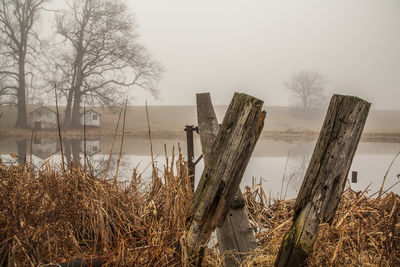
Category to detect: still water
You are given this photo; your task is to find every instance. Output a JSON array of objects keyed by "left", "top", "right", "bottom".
[{"left": 1, "top": 136, "right": 399, "bottom": 199}]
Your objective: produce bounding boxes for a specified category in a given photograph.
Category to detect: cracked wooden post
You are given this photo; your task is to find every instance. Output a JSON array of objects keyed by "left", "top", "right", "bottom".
[
  {"left": 185, "top": 125, "right": 198, "bottom": 191},
  {"left": 274, "top": 94, "right": 370, "bottom": 267},
  {"left": 196, "top": 92, "right": 257, "bottom": 266},
  {"left": 187, "top": 92, "right": 265, "bottom": 266}
]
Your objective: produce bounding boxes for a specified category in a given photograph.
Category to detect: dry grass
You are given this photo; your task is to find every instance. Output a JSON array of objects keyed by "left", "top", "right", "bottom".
[
  {"left": 0, "top": 156, "right": 399, "bottom": 266},
  {"left": 0, "top": 151, "right": 193, "bottom": 266},
  {"left": 242, "top": 188, "right": 400, "bottom": 267}
]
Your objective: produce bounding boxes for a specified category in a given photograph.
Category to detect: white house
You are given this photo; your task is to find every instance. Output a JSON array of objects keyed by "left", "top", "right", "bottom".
[
  {"left": 28, "top": 106, "right": 58, "bottom": 129},
  {"left": 80, "top": 109, "right": 101, "bottom": 127}
]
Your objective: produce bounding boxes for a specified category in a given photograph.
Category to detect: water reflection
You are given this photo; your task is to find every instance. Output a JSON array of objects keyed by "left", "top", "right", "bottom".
[
  {"left": 80, "top": 139, "right": 101, "bottom": 156},
  {"left": 16, "top": 139, "right": 27, "bottom": 165},
  {"left": 32, "top": 137, "right": 60, "bottom": 159},
  {"left": 62, "top": 138, "right": 131, "bottom": 180},
  {"left": 1, "top": 137, "right": 399, "bottom": 198},
  {"left": 285, "top": 153, "right": 312, "bottom": 193},
  {"left": 63, "top": 139, "right": 81, "bottom": 167}
]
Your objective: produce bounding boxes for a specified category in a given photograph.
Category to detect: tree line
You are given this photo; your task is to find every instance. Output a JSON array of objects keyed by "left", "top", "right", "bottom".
[{"left": 0, "top": 0, "right": 162, "bottom": 128}]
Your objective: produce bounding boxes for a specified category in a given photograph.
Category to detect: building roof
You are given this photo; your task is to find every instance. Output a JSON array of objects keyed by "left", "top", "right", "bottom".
[
  {"left": 80, "top": 109, "right": 101, "bottom": 116},
  {"left": 28, "top": 106, "right": 57, "bottom": 115}
]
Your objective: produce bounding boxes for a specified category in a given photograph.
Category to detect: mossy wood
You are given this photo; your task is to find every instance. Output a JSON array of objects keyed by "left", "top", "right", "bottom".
[
  {"left": 196, "top": 93, "right": 258, "bottom": 266},
  {"left": 187, "top": 92, "right": 265, "bottom": 265},
  {"left": 274, "top": 94, "right": 370, "bottom": 267}
]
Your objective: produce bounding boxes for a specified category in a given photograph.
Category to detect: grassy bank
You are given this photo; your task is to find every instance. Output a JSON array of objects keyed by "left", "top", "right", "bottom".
[
  {"left": 0, "top": 157, "right": 398, "bottom": 266},
  {"left": 1, "top": 105, "right": 400, "bottom": 142},
  {"left": 1, "top": 127, "right": 400, "bottom": 144}
]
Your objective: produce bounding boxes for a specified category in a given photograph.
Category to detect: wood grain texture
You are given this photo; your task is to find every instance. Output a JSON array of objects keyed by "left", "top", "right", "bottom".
[
  {"left": 187, "top": 92, "right": 265, "bottom": 265},
  {"left": 275, "top": 94, "right": 370, "bottom": 267},
  {"left": 196, "top": 93, "right": 220, "bottom": 167},
  {"left": 196, "top": 93, "right": 257, "bottom": 266}
]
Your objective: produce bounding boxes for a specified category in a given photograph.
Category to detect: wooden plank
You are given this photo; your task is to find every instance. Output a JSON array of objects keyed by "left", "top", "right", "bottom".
[
  {"left": 187, "top": 92, "right": 265, "bottom": 265},
  {"left": 274, "top": 94, "right": 370, "bottom": 267},
  {"left": 196, "top": 93, "right": 257, "bottom": 266},
  {"left": 196, "top": 93, "right": 220, "bottom": 167}
]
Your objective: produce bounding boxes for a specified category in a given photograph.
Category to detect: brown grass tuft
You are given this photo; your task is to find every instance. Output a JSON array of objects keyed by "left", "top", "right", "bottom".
[{"left": 242, "top": 188, "right": 400, "bottom": 267}]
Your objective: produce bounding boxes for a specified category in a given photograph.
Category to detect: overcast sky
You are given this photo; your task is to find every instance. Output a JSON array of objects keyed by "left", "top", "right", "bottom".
[{"left": 47, "top": 0, "right": 400, "bottom": 109}]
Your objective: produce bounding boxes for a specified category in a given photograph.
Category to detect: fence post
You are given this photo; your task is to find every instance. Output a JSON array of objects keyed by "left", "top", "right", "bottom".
[
  {"left": 274, "top": 95, "right": 370, "bottom": 267},
  {"left": 196, "top": 93, "right": 257, "bottom": 266},
  {"left": 351, "top": 171, "right": 358, "bottom": 183},
  {"left": 185, "top": 125, "right": 198, "bottom": 191},
  {"left": 187, "top": 93, "right": 265, "bottom": 266}
]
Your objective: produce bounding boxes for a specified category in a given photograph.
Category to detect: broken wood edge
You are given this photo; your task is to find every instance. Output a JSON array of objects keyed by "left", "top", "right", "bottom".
[
  {"left": 196, "top": 92, "right": 259, "bottom": 266},
  {"left": 274, "top": 94, "right": 371, "bottom": 267},
  {"left": 187, "top": 92, "right": 265, "bottom": 265}
]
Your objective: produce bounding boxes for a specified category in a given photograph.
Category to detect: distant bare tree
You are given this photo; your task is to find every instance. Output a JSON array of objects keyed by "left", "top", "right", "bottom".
[
  {"left": 0, "top": 0, "right": 47, "bottom": 128},
  {"left": 55, "top": 0, "right": 162, "bottom": 128},
  {"left": 285, "top": 70, "right": 327, "bottom": 109}
]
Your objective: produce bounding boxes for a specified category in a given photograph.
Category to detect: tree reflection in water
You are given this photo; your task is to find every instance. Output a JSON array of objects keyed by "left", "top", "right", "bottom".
[
  {"left": 281, "top": 153, "right": 311, "bottom": 199},
  {"left": 62, "top": 138, "right": 131, "bottom": 182},
  {"left": 16, "top": 139, "right": 27, "bottom": 165}
]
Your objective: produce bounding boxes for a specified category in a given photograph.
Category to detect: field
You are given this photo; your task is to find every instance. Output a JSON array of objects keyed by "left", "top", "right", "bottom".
[{"left": 1, "top": 105, "right": 400, "bottom": 141}]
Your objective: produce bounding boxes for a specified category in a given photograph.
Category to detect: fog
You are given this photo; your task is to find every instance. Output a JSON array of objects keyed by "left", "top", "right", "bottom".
[{"left": 44, "top": 0, "right": 400, "bottom": 109}]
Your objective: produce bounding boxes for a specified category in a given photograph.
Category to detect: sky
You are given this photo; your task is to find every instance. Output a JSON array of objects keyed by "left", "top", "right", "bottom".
[{"left": 46, "top": 0, "right": 400, "bottom": 109}]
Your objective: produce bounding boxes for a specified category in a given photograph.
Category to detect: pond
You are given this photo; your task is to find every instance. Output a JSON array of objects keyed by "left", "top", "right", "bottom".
[{"left": 1, "top": 136, "right": 399, "bottom": 199}]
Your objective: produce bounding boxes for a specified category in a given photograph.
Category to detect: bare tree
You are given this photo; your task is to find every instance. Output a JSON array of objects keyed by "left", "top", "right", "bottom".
[
  {"left": 55, "top": 0, "right": 162, "bottom": 128},
  {"left": 0, "top": 73, "right": 16, "bottom": 106},
  {"left": 0, "top": 0, "right": 47, "bottom": 128},
  {"left": 285, "top": 70, "right": 327, "bottom": 109}
]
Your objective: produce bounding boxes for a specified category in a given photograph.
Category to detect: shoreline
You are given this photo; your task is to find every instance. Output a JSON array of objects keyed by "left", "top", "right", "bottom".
[{"left": 0, "top": 128, "right": 399, "bottom": 143}]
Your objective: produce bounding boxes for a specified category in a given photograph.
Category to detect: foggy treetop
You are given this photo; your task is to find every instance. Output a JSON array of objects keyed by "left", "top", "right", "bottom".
[{"left": 15, "top": 0, "right": 400, "bottom": 109}]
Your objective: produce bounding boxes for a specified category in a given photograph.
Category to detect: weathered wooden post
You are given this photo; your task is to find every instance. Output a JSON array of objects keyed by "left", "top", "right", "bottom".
[
  {"left": 274, "top": 95, "right": 370, "bottom": 267},
  {"left": 185, "top": 125, "right": 198, "bottom": 191},
  {"left": 187, "top": 93, "right": 265, "bottom": 266},
  {"left": 196, "top": 93, "right": 257, "bottom": 266},
  {"left": 351, "top": 171, "right": 358, "bottom": 183}
]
